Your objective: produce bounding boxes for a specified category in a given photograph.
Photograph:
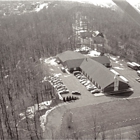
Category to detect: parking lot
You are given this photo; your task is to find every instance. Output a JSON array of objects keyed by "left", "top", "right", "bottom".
[
  {"left": 60, "top": 74, "right": 93, "bottom": 98},
  {"left": 110, "top": 56, "right": 140, "bottom": 98},
  {"left": 44, "top": 55, "right": 140, "bottom": 139},
  {"left": 44, "top": 55, "right": 140, "bottom": 106}
]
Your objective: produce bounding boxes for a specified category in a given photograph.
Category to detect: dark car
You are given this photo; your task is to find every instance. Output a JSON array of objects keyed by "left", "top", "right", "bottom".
[
  {"left": 72, "top": 91, "right": 81, "bottom": 95},
  {"left": 73, "top": 71, "right": 81, "bottom": 75},
  {"left": 55, "top": 60, "right": 60, "bottom": 64}
]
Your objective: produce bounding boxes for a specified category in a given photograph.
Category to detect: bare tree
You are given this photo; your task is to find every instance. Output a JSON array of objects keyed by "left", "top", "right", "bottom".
[
  {"left": 109, "top": 128, "right": 123, "bottom": 140},
  {"left": 90, "top": 115, "right": 101, "bottom": 140},
  {"left": 131, "top": 130, "right": 140, "bottom": 140},
  {"left": 99, "top": 122, "right": 107, "bottom": 140}
]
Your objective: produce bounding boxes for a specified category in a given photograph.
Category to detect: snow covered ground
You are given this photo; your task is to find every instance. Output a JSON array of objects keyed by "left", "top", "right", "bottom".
[
  {"left": 53, "top": 73, "right": 62, "bottom": 77},
  {"left": 110, "top": 56, "right": 117, "bottom": 61},
  {"left": 40, "top": 103, "right": 66, "bottom": 131},
  {"left": 44, "top": 57, "right": 58, "bottom": 66},
  {"left": 88, "top": 50, "right": 101, "bottom": 57},
  {"left": 35, "top": 3, "right": 48, "bottom": 12},
  {"left": 19, "top": 100, "right": 52, "bottom": 120}
]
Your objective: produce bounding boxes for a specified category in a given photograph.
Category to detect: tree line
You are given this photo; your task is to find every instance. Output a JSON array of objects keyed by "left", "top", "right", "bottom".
[{"left": 0, "top": 1, "right": 76, "bottom": 139}]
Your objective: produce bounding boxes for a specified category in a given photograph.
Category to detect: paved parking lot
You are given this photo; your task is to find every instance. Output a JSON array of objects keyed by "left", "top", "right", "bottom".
[
  {"left": 45, "top": 56, "right": 140, "bottom": 104},
  {"left": 44, "top": 55, "right": 140, "bottom": 106},
  {"left": 44, "top": 56, "right": 140, "bottom": 139},
  {"left": 60, "top": 74, "right": 94, "bottom": 99},
  {"left": 110, "top": 56, "right": 140, "bottom": 98}
]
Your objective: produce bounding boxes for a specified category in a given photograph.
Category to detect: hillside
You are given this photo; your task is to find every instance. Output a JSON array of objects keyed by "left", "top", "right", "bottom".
[{"left": 1, "top": 1, "right": 140, "bottom": 139}]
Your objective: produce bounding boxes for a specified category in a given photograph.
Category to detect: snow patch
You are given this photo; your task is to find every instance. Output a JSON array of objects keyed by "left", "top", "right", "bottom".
[
  {"left": 44, "top": 57, "right": 58, "bottom": 66},
  {"left": 4, "top": 75, "right": 9, "bottom": 79},
  {"left": 40, "top": 103, "right": 65, "bottom": 132},
  {"left": 40, "top": 58, "right": 43, "bottom": 63},
  {"left": 19, "top": 113, "right": 24, "bottom": 117},
  {"left": 88, "top": 50, "right": 100, "bottom": 57},
  {"left": 19, "top": 100, "right": 52, "bottom": 120},
  {"left": 110, "top": 56, "right": 117, "bottom": 61},
  {"left": 42, "top": 76, "right": 47, "bottom": 83},
  {"left": 53, "top": 73, "right": 62, "bottom": 77},
  {"left": 35, "top": 3, "right": 48, "bottom": 12}
]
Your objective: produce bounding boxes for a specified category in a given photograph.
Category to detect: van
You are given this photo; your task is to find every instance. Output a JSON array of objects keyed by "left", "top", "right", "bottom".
[{"left": 61, "top": 67, "right": 65, "bottom": 72}]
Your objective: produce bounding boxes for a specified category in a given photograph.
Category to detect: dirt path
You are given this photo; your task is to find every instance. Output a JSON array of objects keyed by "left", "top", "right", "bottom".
[{"left": 43, "top": 104, "right": 68, "bottom": 139}]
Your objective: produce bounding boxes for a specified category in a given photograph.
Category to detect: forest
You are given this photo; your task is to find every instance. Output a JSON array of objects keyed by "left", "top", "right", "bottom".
[
  {"left": 0, "top": 1, "right": 74, "bottom": 139},
  {"left": 79, "top": 4, "right": 140, "bottom": 62},
  {"left": 0, "top": 1, "right": 140, "bottom": 139}
]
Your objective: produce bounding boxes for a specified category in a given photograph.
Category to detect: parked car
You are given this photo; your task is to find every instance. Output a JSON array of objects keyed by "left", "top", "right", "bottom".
[
  {"left": 53, "top": 81, "right": 63, "bottom": 85},
  {"left": 75, "top": 74, "right": 81, "bottom": 77},
  {"left": 57, "top": 87, "right": 66, "bottom": 91},
  {"left": 52, "top": 79, "right": 60, "bottom": 83},
  {"left": 77, "top": 75, "right": 82, "bottom": 79},
  {"left": 79, "top": 77, "right": 86, "bottom": 81},
  {"left": 55, "top": 84, "right": 64, "bottom": 88},
  {"left": 55, "top": 59, "right": 60, "bottom": 64},
  {"left": 72, "top": 91, "right": 81, "bottom": 95},
  {"left": 80, "top": 75, "right": 86, "bottom": 79},
  {"left": 81, "top": 80, "right": 87, "bottom": 85},
  {"left": 79, "top": 79, "right": 85, "bottom": 83},
  {"left": 83, "top": 80, "right": 90, "bottom": 86},
  {"left": 87, "top": 86, "right": 97, "bottom": 91},
  {"left": 60, "top": 89, "right": 69, "bottom": 94},
  {"left": 61, "top": 67, "right": 66, "bottom": 72},
  {"left": 73, "top": 71, "right": 81, "bottom": 75},
  {"left": 56, "top": 85, "right": 66, "bottom": 89},
  {"left": 136, "top": 78, "right": 140, "bottom": 82},
  {"left": 58, "top": 90, "right": 67, "bottom": 94},
  {"left": 86, "top": 83, "right": 94, "bottom": 87},
  {"left": 50, "top": 78, "right": 58, "bottom": 81},
  {"left": 91, "top": 89, "right": 100, "bottom": 94}
]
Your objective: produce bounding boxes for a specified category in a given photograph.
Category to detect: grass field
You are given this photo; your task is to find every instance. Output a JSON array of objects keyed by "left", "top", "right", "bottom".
[
  {"left": 43, "top": 56, "right": 140, "bottom": 139},
  {"left": 60, "top": 97, "right": 140, "bottom": 139}
]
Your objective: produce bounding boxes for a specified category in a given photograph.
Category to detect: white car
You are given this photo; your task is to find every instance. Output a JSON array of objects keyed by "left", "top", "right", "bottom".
[
  {"left": 87, "top": 86, "right": 97, "bottom": 91},
  {"left": 79, "top": 78, "right": 86, "bottom": 82},
  {"left": 81, "top": 80, "right": 87, "bottom": 84},
  {"left": 58, "top": 90, "right": 65, "bottom": 94},
  {"left": 91, "top": 89, "right": 100, "bottom": 94},
  {"left": 61, "top": 67, "right": 66, "bottom": 72},
  {"left": 86, "top": 84, "right": 93, "bottom": 88},
  {"left": 84, "top": 80, "right": 90, "bottom": 86},
  {"left": 77, "top": 75, "right": 82, "bottom": 79},
  {"left": 136, "top": 78, "right": 140, "bottom": 82}
]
